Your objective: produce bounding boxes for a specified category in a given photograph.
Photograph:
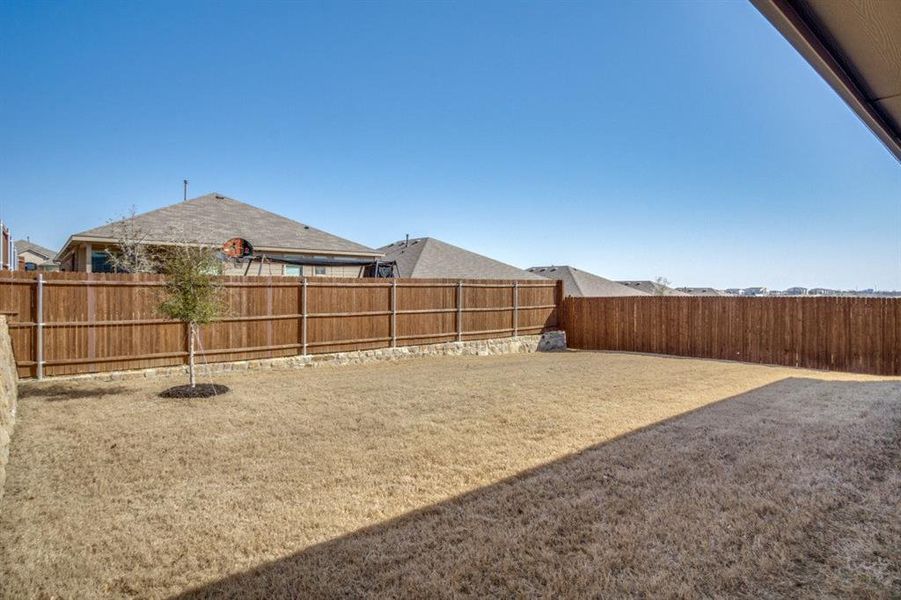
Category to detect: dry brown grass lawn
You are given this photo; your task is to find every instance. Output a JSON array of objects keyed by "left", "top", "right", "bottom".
[{"left": 0, "top": 351, "right": 898, "bottom": 598}]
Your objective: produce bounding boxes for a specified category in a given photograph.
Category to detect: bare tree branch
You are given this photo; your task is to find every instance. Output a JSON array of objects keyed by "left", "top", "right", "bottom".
[
  {"left": 653, "top": 276, "right": 671, "bottom": 296},
  {"left": 104, "top": 206, "right": 159, "bottom": 273}
]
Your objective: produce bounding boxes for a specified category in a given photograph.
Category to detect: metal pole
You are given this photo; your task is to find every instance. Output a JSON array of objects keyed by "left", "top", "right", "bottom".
[
  {"left": 457, "top": 280, "right": 463, "bottom": 341},
  {"left": 36, "top": 274, "right": 44, "bottom": 379},
  {"left": 391, "top": 279, "right": 397, "bottom": 348},
  {"left": 513, "top": 281, "right": 519, "bottom": 337},
  {"left": 301, "top": 278, "right": 308, "bottom": 355}
]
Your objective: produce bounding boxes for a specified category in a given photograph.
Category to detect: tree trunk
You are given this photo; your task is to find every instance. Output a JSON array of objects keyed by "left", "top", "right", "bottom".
[{"left": 188, "top": 322, "right": 196, "bottom": 388}]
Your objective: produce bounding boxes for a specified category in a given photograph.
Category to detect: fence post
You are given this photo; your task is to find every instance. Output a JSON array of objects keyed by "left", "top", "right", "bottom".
[
  {"left": 391, "top": 279, "right": 397, "bottom": 348},
  {"left": 512, "top": 281, "right": 519, "bottom": 337},
  {"left": 301, "top": 277, "right": 308, "bottom": 356},
  {"left": 266, "top": 275, "right": 274, "bottom": 355},
  {"left": 86, "top": 273, "right": 95, "bottom": 371},
  {"left": 555, "top": 279, "right": 565, "bottom": 331},
  {"left": 457, "top": 280, "right": 464, "bottom": 342},
  {"left": 35, "top": 274, "right": 44, "bottom": 380}
]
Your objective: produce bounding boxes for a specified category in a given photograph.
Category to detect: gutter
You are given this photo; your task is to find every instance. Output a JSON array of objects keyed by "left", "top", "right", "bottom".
[{"left": 751, "top": 0, "right": 901, "bottom": 162}]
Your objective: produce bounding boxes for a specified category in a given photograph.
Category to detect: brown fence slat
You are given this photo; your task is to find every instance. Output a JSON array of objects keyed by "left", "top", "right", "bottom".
[{"left": 563, "top": 296, "right": 900, "bottom": 376}]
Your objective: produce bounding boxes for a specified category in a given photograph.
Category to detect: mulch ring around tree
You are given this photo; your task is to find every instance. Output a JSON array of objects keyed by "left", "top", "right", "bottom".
[{"left": 159, "top": 384, "right": 230, "bottom": 399}]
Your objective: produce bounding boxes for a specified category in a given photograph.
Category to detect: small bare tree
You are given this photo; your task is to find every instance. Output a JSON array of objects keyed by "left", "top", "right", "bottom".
[
  {"left": 157, "top": 244, "right": 224, "bottom": 388},
  {"left": 104, "top": 206, "right": 159, "bottom": 273},
  {"left": 654, "top": 276, "right": 671, "bottom": 296}
]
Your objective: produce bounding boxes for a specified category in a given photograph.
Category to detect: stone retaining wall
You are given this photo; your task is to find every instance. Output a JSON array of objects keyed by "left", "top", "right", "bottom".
[
  {"left": 0, "top": 316, "right": 18, "bottom": 501},
  {"left": 37, "top": 331, "right": 567, "bottom": 383}
]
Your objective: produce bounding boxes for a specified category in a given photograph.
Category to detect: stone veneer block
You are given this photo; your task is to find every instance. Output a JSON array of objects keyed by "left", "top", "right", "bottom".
[{"left": 0, "top": 316, "right": 19, "bottom": 500}]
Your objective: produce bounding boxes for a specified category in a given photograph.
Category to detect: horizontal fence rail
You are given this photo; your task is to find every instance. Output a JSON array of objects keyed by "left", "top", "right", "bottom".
[
  {"left": 562, "top": 296, "right": 901, "bottom": 376},
  {"left": 0, "top": 271, "right": 563, "bottom": 378}
]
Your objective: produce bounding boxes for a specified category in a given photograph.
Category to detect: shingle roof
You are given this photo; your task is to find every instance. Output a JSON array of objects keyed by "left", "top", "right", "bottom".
[
  {"left": 616, "top": 280, "right": 689, "bottom": 296},
  {"left": 676, "top": 287, "right": 729, "bottom": 296},
  {"left": 378, "top": 237, "right": 544, "bottom": 280},
  {"left": 14, "top": 239, "right": 56, "bottom": 260},
  {"left": 70, "top": 193, "right": 379, "bottom": 256},
  {"left": 527, "top": 266, "right": 648, "bottom": 297}
]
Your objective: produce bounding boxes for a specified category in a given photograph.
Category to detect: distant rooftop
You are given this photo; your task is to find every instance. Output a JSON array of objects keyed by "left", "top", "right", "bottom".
[
  {"left": 617, "top": 280, "right": 688, "bottom": 296},
  {"left": 676, "top": 287, "right": 729, "bottom": 297},
  {"left": 527, "top": 266, "right": 647, "bottom": 297},
  {"left": 14, "top": 239, "right": 56, "bottom": 260},
  {"left": 379, "top": 237, "right": 543, "bottom": 280}
]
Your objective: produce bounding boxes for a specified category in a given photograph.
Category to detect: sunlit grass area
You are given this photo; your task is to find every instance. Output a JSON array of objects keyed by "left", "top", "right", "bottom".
[{"left": 1, "top": 352, "right": 898, "bottom": 598}]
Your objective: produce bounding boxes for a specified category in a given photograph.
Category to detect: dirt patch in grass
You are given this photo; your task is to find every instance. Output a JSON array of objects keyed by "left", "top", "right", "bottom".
[
  {"left": 1, "top": 352, "right": 898, "bottom": 598},
  {"left": 159, "top": 383, "right": 230, "bottom": 398}
]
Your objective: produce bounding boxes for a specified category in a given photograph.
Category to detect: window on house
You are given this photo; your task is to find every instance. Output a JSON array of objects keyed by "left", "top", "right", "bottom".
[
  {"left": 284, "top": 265, "right": 301, "bottom": 277},
  {"left": 314, "top": 266, "right": 327, "bottom": 276},
  {"left": 91, "top": 251, "right": 115, "bottom": 273}
]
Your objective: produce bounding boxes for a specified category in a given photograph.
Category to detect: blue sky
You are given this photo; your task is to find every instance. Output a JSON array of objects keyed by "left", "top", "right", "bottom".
[{"left": 1, "top": 1, "right": 899, "bottom": 290}]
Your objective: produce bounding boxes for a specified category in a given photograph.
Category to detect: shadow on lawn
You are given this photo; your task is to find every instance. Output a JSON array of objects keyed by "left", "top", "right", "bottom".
[
  {"left": 18, "top": 383, "right": 132, "bottom": 402},
  {"left": 172, "top": 377, "right": 900, "bottom": 599}
]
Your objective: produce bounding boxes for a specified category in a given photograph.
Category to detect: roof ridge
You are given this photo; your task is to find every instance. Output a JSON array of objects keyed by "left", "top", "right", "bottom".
[
  {"left": 206, "top": 194, "right": 315, "bottom": 229},
  {"left": 408, "top": 237, "right": 435, "bottom": 278},
  {"left": 72, "top": 193, "right": 219, "bottom": 237},
  {"left": 569, "top": 266, "right": 588, "bottom": 296},
  {"left": 14, "top": 239, "right": 57, "bottom": 258}
]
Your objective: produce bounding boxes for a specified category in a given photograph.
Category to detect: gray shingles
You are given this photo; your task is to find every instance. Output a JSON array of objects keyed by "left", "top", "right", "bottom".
[
  {"left": 527, "top": 266, "right": 648, "bottom": 297},
  {"left": 676, "top": 287, "right": 729, "bottom": 296},
  {"left": 616, "top": 280, "right": 689, "bottom": 296},
  {"left": 379, "top": 238, "right": 544, "bottom": 280},
  {"left": 73, "top": 193, "right": 379, "bottom": 255}
]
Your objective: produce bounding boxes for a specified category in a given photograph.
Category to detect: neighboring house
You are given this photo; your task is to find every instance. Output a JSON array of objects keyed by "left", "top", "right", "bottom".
[
  {"left": 56, "top": 193, "right": 382, "bottom": 276},
  {"left": 809, "top": 288, "right": 838, "bottom": 296},
  {"left": 725, "top": 288, "right": 741, "bottom": 295},
  {"left": 617, "top": 280, "right": 689, "bottom": 296},
  {"left": 15, "top": 238, "right": 58, "bottom": 271},
  {"left": 676, "top": 287, "right": 729, "bottom": 297},
  {"left": 741, "top": 287, "right": 768, "bottom": 296},
  {"left": 378, "top": 237, "right": 544, "bottom": 280},
  {"left": 527, "top": 266, "right": 648, "bottom": 297},
  {"left": 783, "top": 287, "right": 808, "bottom": 296}
]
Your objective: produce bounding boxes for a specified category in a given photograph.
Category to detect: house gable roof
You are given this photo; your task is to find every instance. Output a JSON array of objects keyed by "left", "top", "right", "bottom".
[
  {"left": 527, "top": 266, "right": 648, "bottom": 297},
  {"left": 378, "top": 237, "right": 544, "bottom": 280},
  {"left": 14, "top": 239, "right": 56, "bottom": 260},
  {"left": 65, "top": 193, "right": 379, "bottom": 257}
]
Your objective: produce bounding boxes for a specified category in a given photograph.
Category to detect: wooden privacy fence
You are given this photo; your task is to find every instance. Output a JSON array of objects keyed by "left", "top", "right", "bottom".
[
  {"left": 563, "top": 296, "right": 901, "bottom": 376},
  {"left": 0, "top": 271, "right": 562, "bottom": 379}
]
